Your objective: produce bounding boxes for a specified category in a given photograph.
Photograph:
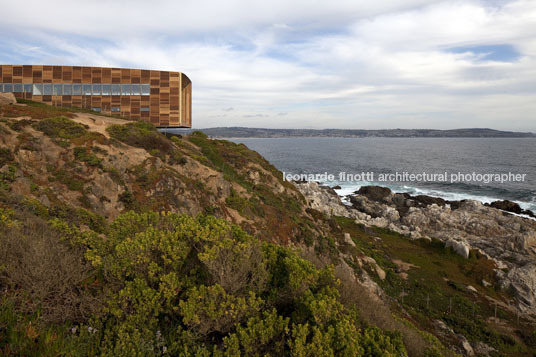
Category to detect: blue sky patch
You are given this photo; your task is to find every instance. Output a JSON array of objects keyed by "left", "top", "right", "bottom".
[{"left": 447, "top": 44, "right": 520, "bottom": 62}]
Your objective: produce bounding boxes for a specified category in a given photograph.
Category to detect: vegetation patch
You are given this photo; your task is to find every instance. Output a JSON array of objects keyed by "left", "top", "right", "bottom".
[
  {"left": 106, "top": 121, "right": 176, "bottom": 161},
  {"left": 333, "top": 215, "right": 532, "bottom": 355},
  {"left": 73, "top": 147, "right": 102, "bottom": 167},
  {"left": 33, "top": 116, "right": 88, "bottom": 139},
  {"left": 0, "top": 147, "right": 14, "bottom": 167},
  {"left": 49, "top": 168, "right": 85, "bottom": 192},
  {"left": 0, "top": 165, "right": 17, "bottom": 191}
]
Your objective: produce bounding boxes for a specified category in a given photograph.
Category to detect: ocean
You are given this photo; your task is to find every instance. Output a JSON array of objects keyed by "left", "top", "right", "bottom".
[{"left": 230, "top": 137, "right": 536, "bottom": 212}]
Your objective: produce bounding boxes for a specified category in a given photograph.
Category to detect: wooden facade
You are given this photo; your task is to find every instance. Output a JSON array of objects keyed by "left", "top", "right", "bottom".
[{"left": 0, "top": 65, "right": 192, "bottom": 128}]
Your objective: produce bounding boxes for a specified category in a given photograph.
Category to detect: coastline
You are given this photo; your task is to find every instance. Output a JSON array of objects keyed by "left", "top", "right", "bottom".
[{"left": 325, "top": 181, "right": 536, "bottom": 216}]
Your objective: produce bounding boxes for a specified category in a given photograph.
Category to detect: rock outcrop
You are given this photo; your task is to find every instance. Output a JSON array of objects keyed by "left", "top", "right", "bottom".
[
  {"left": 0, "top": 92, "right": 16, "bottom": 106},
  {"left": 295, "top": 183, "right": 536, "bottom": 316}
]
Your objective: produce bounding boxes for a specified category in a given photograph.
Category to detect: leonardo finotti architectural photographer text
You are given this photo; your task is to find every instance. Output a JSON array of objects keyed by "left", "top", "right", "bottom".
[{"left": 283, "top": 171, "right": 527, "bottom": 184}]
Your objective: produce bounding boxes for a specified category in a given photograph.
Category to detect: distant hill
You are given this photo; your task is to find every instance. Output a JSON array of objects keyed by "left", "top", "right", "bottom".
[{"left": 184, "top": 127, "right": 536, "bottom": 138}]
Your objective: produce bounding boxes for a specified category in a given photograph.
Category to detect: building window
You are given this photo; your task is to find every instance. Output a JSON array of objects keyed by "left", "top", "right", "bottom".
[
  {"left": 32, "top": 84, "right": 43, "bottom": 95},
  {"left": 0, "top": 81, "right": 158, "bottom": 97},
  {"left": 140, "top": 107, "right": 150, "bottom": 112},
  {"left": 42, "top": 84, "right": 52, "bottom": 95},
  {"left": 53, "top": 84, "right": 62, "bottom": 95},
  {"left": 83, "top": 84, "right": 92, "bottom": 96},
  {"left": 92, "top": 84, "right": 101, "bottom": 96},
  {"left": 73, "top": 84, "right": 82, "bottom": 96},
  {"left": 63, "top": 84, "right": 72, "bottom": 95},
  {"left": 91, "top": 107, "right": 101, "bottom": 112},
  {"left": 102, "top": 84, "right": 111, "bottom": 96},
  {"left": 141, "top": 84, "right": 150, "bottom": 96},
  {"left": 121, "top": 84, "right": 131, "bottom": 96},
  {"left": 131, "top": 84, "right": 141, "bottom": 96},
  {"left": 111, "top": 107, "right": 121, "bottom": 112}
]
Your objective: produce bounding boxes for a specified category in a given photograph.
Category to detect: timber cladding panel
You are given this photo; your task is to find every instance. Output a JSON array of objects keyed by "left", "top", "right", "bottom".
[{"left": 0, "top": 64, "right": 192, "bottom": 128}]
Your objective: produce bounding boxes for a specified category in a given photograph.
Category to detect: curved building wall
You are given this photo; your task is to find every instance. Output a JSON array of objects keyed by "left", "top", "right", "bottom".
[{"left": 0, "top": 65, "right": 191, "bottom": 128}]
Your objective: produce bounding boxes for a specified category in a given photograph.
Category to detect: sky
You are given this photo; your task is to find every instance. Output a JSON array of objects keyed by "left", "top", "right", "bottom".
[{"left": 0, "top": 0, "right": 535, "bottom": 131}]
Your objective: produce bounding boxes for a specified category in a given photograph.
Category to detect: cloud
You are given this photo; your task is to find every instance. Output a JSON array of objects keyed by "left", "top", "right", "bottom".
[{"left": 0, "top": 0, "right": 535, "bottom": 130}]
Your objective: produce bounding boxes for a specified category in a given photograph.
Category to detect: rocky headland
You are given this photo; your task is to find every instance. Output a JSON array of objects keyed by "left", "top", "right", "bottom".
[{"left": 296, "top": 181, "right": 536, "bottom": 316}]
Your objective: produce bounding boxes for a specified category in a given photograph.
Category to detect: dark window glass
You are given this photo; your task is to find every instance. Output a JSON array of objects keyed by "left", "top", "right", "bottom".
[
  {"left": 23, "top": 84, "right": 32, "bottom": 93},
  {"left": 121, "top": 84, "right": 131, "bottom": 96},
  {"left": 63, "top": 84, "right": 72, "bottom": 95},
  {"left": 140, "top": 107, "right": 150, "bottom": 112},
  {"left": 102, "top": 84, "right": 111, "bottom": 96},
  {"left": 83, "top": 84, "right": 92, "bottom": 96},
  {"left": 112, "top": 84, "right": 121, "bottom": 95},
  {"left": 92, "top": 84, "right": 102, "bottom": 96},
  {"left": 43, "top": 84, "right": 52, "bottom": 95},
  {"left": 33, "top": 84, "right": 43, "bottom": 95},
  {"left": 4, "top": 84, "right": 13, "bottom": 92},
  {"left": 111, "top": 107, "right": 121, "bottom": 112},
  {"left": 73, "top": 84, "right": 82, "bottom": 95},
  {"left": 53, "top": 84, "right": 62, "bottom": 95},
  {"left": 141, "top": 84, "right": 150, "bottom": 96}
]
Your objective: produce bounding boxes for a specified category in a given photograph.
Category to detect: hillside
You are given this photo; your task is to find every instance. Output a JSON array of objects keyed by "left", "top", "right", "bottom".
[
  {"left": 187, "top": 127, "right": 536, "bottom": 138},
  {"left": 1, "top": 97, "right": 535, "bottom": 356}
]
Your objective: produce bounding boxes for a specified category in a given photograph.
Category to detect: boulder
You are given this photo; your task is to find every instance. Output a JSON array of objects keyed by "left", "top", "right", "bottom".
[
  {"left": 413, "top": 194, "right": 446, "bottom": 207},
  {"left": 446, "top": 239, "right": 470, "bottom": 258},
  {"left": 487, "top": 200, "right": 536, "bottom": 218},
  {"left": 459, "top": 335, "right": 475, "bottom": 356},
  {"left": 360, "top": 256, "right": 386, "bottom": 280},
  {"left": 356, "top": 186, "right": 393, "bottom": 203},
  {"left": 0, "top": 92, "right": 16, "bottom": 106},
  {"left": 472, "top": 341, "right": 496, "bottom": 356},
  {"left": 466, "top": 285, "right": 478, "bottom": 294},
  {"left": 343, "top": 232, "right": 355, "bottom": 247},
  {"left": 487, "top": 200, "right": 522, "bottom": 214}
]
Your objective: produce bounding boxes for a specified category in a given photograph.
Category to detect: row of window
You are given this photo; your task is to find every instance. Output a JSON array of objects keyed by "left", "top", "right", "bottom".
[
  {"left": 0, "top": 83, "right": 151, "bottom": 96},
  {"left": 91, "top": 107, "right": 150, "bottom": 113}
]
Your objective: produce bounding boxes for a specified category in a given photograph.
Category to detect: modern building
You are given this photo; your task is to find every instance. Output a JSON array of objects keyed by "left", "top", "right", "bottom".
[{"left": 0, "top": 65, "right": 191, "bottom": 128}]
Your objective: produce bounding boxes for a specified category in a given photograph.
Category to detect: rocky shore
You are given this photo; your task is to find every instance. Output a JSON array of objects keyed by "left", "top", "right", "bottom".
[{"left": 295, "top": 181, "right": 536, "bottom": 316}]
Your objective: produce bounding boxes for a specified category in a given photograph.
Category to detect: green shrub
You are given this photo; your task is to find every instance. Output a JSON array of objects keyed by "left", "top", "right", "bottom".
[
  {"left": 0, "top": 147, "right": 14, "bottom": 167},
  {"left": 106, "top": 122, "right": 176, "bottom": 161},
  {"left": 52, "top": 169, "right": 85, "bottom": 192},
  {"left": 0, "top": 165, "right": 17, "bottom": 191},
  {"left": 118, "top": 190, "right": 135, "bottom": 209},
  {"left": 74, "top": 147, "right": 102, "bottom": 167},
  {"left": 33, "top": 116, "right": 88, "bottom": 139},
  {"left": 68, "top": 211, "right": 408, "bottom": 356}
]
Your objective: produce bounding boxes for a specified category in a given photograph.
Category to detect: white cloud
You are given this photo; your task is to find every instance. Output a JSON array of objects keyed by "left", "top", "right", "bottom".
[{"left": 0, "top": 0, "right": 535, "bottom": 130}]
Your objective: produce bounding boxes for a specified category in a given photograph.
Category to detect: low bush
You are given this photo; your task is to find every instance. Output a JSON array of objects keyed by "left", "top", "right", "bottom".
[
  {"left": 0, "top": 147, "right": 13, "bottom": 167},
  {"left": 106, "top": 122, "right": 176, "bottom": 161},
  {"left": 44, "top": 211, "right": 408, "bottom": 355},
  {"left": 0, "top": 214, "right": 101, "bottom": 324},
  {"left": 74, "top": 146, "right": 102, "bottom": 167},
  {"left": 33, "top": 116, "right": 88, "bottom": 139}
]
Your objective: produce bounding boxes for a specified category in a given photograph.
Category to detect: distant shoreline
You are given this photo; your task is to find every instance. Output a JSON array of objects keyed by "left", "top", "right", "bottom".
[{"left": 168, "top": 127, "right": 536, "bottom": 138}]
